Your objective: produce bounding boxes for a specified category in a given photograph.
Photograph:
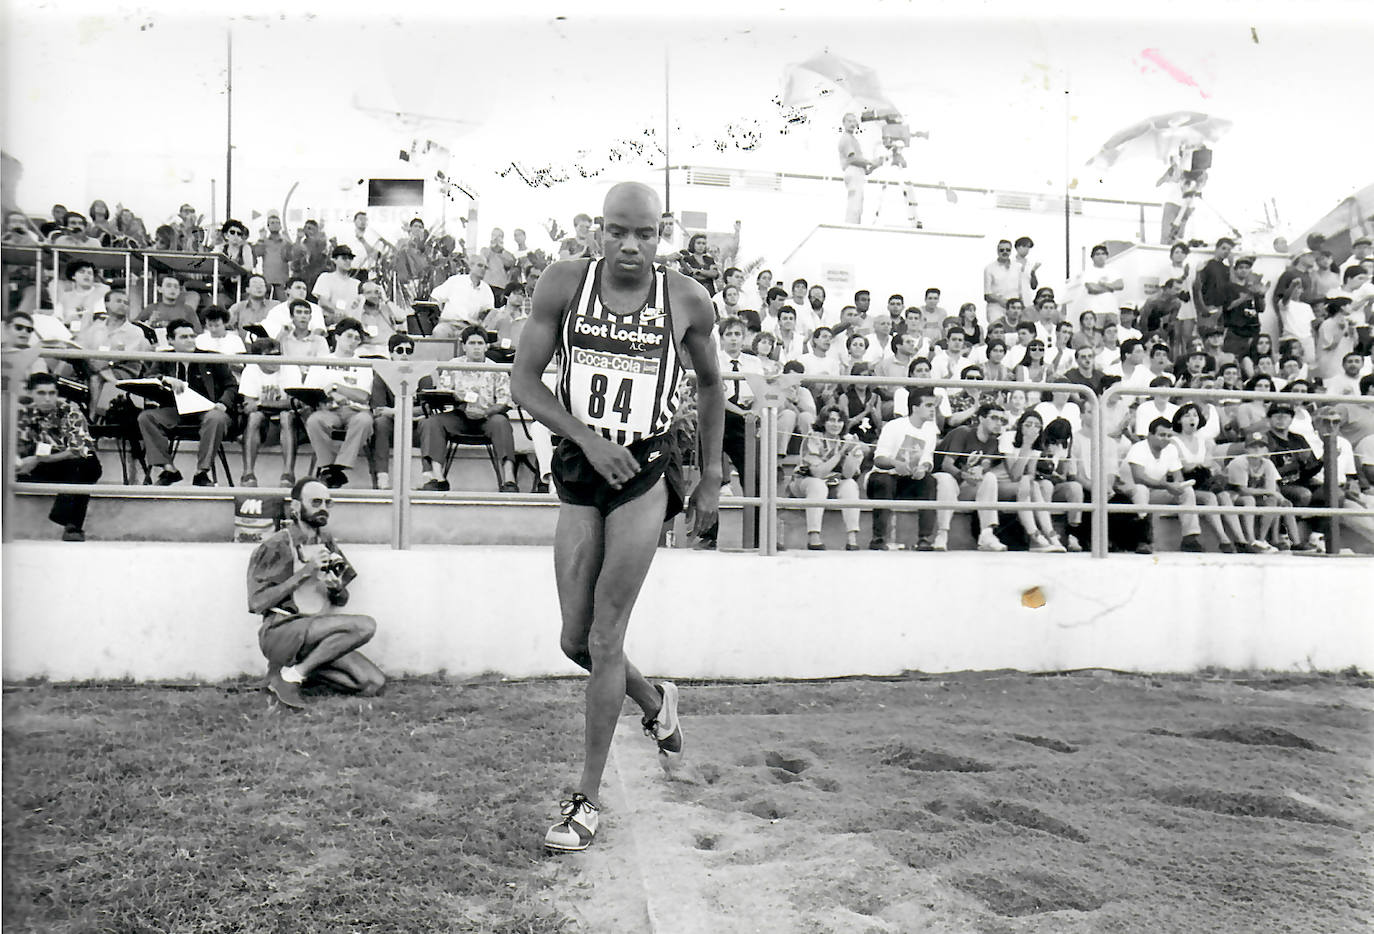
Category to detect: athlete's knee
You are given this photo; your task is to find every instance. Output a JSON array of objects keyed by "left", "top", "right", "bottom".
[
  {"left": 586, "top": 622, "right": 629, "bottom": 665},
  {"left": 560, "top": 633, "right": 591, "bottom": 667}
]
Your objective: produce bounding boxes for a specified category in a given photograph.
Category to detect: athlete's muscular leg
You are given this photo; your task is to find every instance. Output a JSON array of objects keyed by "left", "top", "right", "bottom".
[
  {"left": 554, "top": 500, "right": 661, "bottom": 723},
  {"left": 557, "top": 481, "right": 670, "bottom": 802}
]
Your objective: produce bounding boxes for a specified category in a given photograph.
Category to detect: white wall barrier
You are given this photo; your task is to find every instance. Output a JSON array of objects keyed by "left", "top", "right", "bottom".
[{"left": 3, "top": 543, "right": 1371, "bottom": 682}]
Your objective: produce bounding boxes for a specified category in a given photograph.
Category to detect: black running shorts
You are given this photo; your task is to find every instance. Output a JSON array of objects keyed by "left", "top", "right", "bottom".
[{"left": 551, "top": 433, "right": 687, "bottom": 520}]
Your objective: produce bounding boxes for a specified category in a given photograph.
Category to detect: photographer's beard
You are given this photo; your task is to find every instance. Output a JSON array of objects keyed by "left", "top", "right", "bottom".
[{"left": 293, "top": 501, "right": 329, "bottom": 529}]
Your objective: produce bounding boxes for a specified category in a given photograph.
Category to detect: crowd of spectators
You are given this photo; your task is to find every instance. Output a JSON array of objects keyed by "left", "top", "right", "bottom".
[{"left": 4, "top": 198, "right": 1373, "bottom": 553}]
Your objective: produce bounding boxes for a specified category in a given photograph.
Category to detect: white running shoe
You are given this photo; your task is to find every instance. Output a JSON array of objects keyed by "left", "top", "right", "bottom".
[
  {"left": 977, "top": 528, "right": 1008, "bottom": 552},
  {"left": 1028, "top": 533, "right": 1056, "bottom": 553},
  {"left": 642, "top": 681, "right": 682, "bottom": 756},
  {"left": 931, "top": 530, "right": 948, "bottom": 552},
  {"left": 544, "top": 793, "right": 599, "bottom": 851}
]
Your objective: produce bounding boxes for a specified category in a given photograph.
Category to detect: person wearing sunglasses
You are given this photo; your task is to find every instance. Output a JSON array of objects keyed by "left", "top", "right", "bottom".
[{"left": 367, "top": 333, "right": 424, "bottom": 490}]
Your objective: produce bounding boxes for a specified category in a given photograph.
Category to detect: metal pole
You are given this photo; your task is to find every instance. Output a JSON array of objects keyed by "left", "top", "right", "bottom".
[
  {"left": 395, "top": 388, "right": 413, "bottom": 549},
  {"left": 664, "top": 47, "right": 671, "bottom": 213},
  {"left": 742, "top": 412, "right": 757, "bottom": 550},
  {"left": 225, "top": 28, "right": 234, "bottom": 222},
  {"left": 1324, "top": 430, "right": 1340, "bottom": 555},
  {"left": 1063, "top": 73, "right": 1071, "bottom": 282},
  {"left": 1091, "top": 390, "right": 1109, "bottom": 558},
  {"left": 2, "top": 388, "right": 18, "bottom": 543}
]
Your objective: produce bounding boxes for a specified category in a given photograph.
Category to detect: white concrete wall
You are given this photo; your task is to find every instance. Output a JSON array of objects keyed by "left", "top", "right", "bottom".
[{"left": 2, "top": 543, "right": 1370, "bottom": 681}]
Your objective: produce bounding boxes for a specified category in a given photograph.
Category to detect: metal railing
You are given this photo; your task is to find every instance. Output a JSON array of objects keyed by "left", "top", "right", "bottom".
[{"left": 5, "top": 345, "right": 1372, "bottom": 557}]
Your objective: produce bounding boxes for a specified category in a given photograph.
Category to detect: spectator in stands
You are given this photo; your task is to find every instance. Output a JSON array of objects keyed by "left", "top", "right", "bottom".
[
  {"left": 482, "top": 283, "right": 529, "bottom": 362},
  {"left": 984, "top": 239, "right": 1019, "bottom": 324},
  {"left": 758, "top": 287, "right": 789, "bottom": 337},
  {"left": 304, "top": 318, "right": 374, "bottom": 489},
  {"left": 1048, "top": 321, "right": 1077, "bottom": 375},
  {"left": 806, "top": 285, "right": 830, "bottom": 329},
  {"left": 431, "top": 255, "right": 495, "bottom": 338},
  {"left": 15, "top": 371, "right": 102, "bottom": 540},
  {"left": 1080, "top": 244, "right": 1124, "bottom": 320},
  {"left": 356, "top": 279, "right": 406, "bottom": 351},
  {"left": 1311, "top": 250, "right": 1342, "bottom": 300},
  {"left": 1039, "top": 416, "right": 1086, "bottom": 551},
  {"left": 751, "top": 331, "right": 779, "bottom": 367},
  {"left": 1195, "top": 237, "right": 1235, "bottom": 333},
  {"left": 1170, "top": 403, "right": 1242, "bottom": 552},
  {"left": 480, "top": 228, "right": 517, "bottom": 289},
  {"left": 1000, "top": 410, "right": 1067, "bottom": 551},
  {"left": 1158, "top": 241, "right": 1195, "bottom": 344},
  {"left": 338, "top": 211, "right": 382, "bottom": 283},
  {"left": 936, "top": 401, "right": 1016, "bottom": 552},
  {"left": 940, "top": 364, "right": 987, "bottom": 431},
  {"left": 1325, "top": 351, "right": 1367, "bottom": 398},
  {"left": 751, "top": 269, "right": 774, "bottom": 312},
  {"left": 78, "top": 290, "right": 150, "bottom": 418},
  {"left": 253, "top": 213, "right": 292, "bottom": 298},
  {"left": 773, "top": 306, "right": 807, "bottom": 364},
  {"left": 1117, "top": 339, "right": 1154, "bottom": 390},
  {"left": 138, "top": 319, "right": 237, "bottom": 486},
  {"left": 262, "top": 278, "right": 327, "bottom": 337},
  {"left": 1239, "top": 333, "right": 1273, "bottom": 381},
  {"left": 143, "top": 275, "right": 198, "bottom": 333},
  {"left": 1142, "top": 277, "right": 1183, "bottom": 345},
  {"left": 173, "top": 204, "right": 206, "bottom": 252},
  {"left": 1062, "top": 344, "right": 1105, "bottom": 395},
  {"left": 86, "top": 200, "right": 118, "bottom": 245},
  {"left": 291, "top": 219, "right": 330, "bottom": 286},
  {"left": 238, "top": 337, "right": 303, "bottom": 488},
  {"left": 217, "top": 219, "right": 255, "bottom": 270},
  {"left": 4, "top": 310, "right": 37, "bottom": 354},
  {"left": 868, "top": 387, "right": 944, "bottom": 550},
  {"left": 1224, "top": 432, "right": 1291, "bottom": 553},
  {"left": 230, "top": 275, "right": 274, "bottom": 335},
  {"left": 788, "top": 405, "right": 865, "bottom": 550},
  {"left": 195, "top": 307, "right": 247, "bottom": 355},
  {"left": 312, "top": 245, "right": 361, "bottom": 330},
  {"left": 1124, "top": 416, "right": 1204, "bottom": 553},
  {"left": 277, "top": 299, "right": 330, "bottom": 360},
  {"left": 51, "top": 211, "right": 101, "bottom": 247},
  {"left": 715, "top": 283, "right": 744, "bottom": 323},
  {"left": 51, "top": 259, "right": 110, "bottom": 332},
  {"left": 931, "top": 327, "right": 973, "bottom": 380},
  {"left": 557, "top": 213, "right": 599, "bottom": 261},
  {"left": 1315, "top": 297, "right": 1358, "bottom": 382},
  {"left": 4, "top": 210, "right": 42, "bottom": 245},
  {"left": 246, "top": 476, "right": 385, "bottom": 709},
  {"left": 367, "top": 333, "right": 420, "bottom": 490},
  {"left": 1132, "top": 377, "right": 1179, "bottom": 438},
  {"left": 840, "top": 360, "right": 883, "bottom": 447},
  {"left": 1220, "top": 256, "right": 1265, "bottom": 357},
  {"left": 112, "top": 206, "right": 150, "bottom": 248},
  {"left": 714, "top": 315, "right": 766, "bottom": 487},
  {"left": 798, "top": 326, "right": 843, "bottom": 409},
  {"left": 955, "top": 302, "right": 983, "bottom": 346},
  {"left": 1014, "top": 339, "right": 1050, "bottom": 386},
  {"left": 677, "top": 233, "right": 719, "bottom": 296},
  {"left": 417, "top": 326, "right": 519, "bottom": 492}
]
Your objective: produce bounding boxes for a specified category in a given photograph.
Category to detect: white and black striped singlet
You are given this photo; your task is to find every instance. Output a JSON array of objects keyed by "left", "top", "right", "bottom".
[{"left": 556, "top": 259, "right": 685, "bottom": 446}]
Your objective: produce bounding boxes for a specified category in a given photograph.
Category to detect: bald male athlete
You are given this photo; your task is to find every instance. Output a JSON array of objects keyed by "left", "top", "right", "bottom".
[{"left": 513, "top": 181, "right": 724, "bottom": 852}]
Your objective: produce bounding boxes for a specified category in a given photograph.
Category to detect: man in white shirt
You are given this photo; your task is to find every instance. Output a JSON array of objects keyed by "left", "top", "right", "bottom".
[
  {"left": 838, "top": 112, "right": 878, "bottom": 224},
  {"left": 77, "top": 290, "right": 151, "bottom": 418},
  {"left": 797, "top": 326, "right": 843, "bottom": 406},
  {"left": 983, "top": 239, "right": 1021, "bottom": 325},
  {"left": 931, "top": 327, "right": 974, "bottom": 381},
  {"left": 261, "top": 279, "right": 327, "bottom": 336},
  {"left": 431, "top": 256, "right": 495, "bottom": 338},
  {"left": 772, "top": 306, "right": 808, "bottom": 364},
  {"left": 195, "top": 307, "right": 248, "bottom": 356},
  {"left": 311, "top": 245, "right": 362, "bottom": 330},
  {"left": 1079, "top": 244, "right": 1125, "bottom": 320},
  {"left": 1125, "top": 416, "right": 1203, "bottom": 553},
  {"left": 238, "top": 336, "right": 304, "bottom": 487},
  {"left": 867, "top": 387, "right": 946, "bottom": 550},
  {"left": 304, "top": 317, "right": 374, "bottom": 488},
  {"left": 1117, "top": 339, "right": 1153, "bottom": 391},
  {"left": 338, "top": 212, "right": 383, "bottom": 282},
  {"left": 1013, "top": 236, "right": 1041, "bottom": 303},
  {"left": 481, "top": 228, "right": 518, "bottom": 290},
  {"left": 758, "top": 287, "right": 789, "bottom": 338}
]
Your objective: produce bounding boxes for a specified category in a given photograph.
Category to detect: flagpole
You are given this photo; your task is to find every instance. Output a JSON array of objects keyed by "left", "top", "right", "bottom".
[
  {"left": 1063, "top": 70, "right": 1071, "bottom": 281},
  {"left": 664, "top": 47, "right": 671, "bottom": 213}
]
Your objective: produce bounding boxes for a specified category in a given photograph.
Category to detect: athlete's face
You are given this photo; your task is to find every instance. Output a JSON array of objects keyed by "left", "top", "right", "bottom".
[{"left": 601, "top": 199, "right": 659, "bottom": 280}]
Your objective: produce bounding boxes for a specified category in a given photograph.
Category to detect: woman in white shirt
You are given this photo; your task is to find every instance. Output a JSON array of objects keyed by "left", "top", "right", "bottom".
[
  {"left": 1170, "top": 403, "right": 1242, "bottom": 551},
  {"left": 1000, "top": 410, "right": 1067, "bottom": 552},
  {"left": 787, "top": 406, "right": 866, "bottom": 550}
]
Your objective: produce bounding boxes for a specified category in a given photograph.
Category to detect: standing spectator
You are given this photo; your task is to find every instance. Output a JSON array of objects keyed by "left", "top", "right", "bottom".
[
  {"left": 1220, "top": 256, "right": 1265, "bottom": 357},
  {"left": 113, "top": 205, "right": 150, "bottom": 248},
  {"left": 238, "top": 338, "right": 303, "bottom": 488},
  {"left": 229, "top": 274, "right": 274, "bottom": 335},
  {"left": 303, "top": 318, "right": 374, "bottom": 489},
  {"left": 291, "top": 219, "right": 330, "bottom": 286},
  {"left": 15, "top": 371, "right": 102, "bottom": 541},
  {"left": 678, "top": 234, "right": 720, "bottom": 297},
  {"left": 1079, "top": 243, "right": 1124, "bottom": 320},
  {"left": 557, "top": 213, "right": 600, "bottom": 261},
  {"left": 311, "top": 245, "right": 362, "bottom": 330},
  {"left": 1159, "top": 242, "right": 1196, "bottom": 348},
  {"left": 481, "top": 228, "right": 517, "bottom": 290},
  {"left": 1315, "top": 297, "right": 1359, "bottom": 382},
  {"left": 936, "top": 402, "right": 1016, "bottom": 552},
  {"left": 138, "top": 320, "right": 237, "bottom": 486},
  {"left": 367, "top": 333, "right": 420, "bottom": 490},
  {"left": 172, "top": 204, "right": 206, "bottom": 252},
  {"left": 87, "top": 200, "right": 118, "bottom": 245},
  {"left": 1311, "top": 250, "right": 1342, "bottom": 300},
  {"left": 417, "top": 326, "right": 519, "bottom": 492},
  {"left": 788, "top": 405, "right": 865, "bottom": 550},
  {"left": 1124, "top": 416, "right": 1204, "bottom": 553},
  {"left": 253, "top": 213, "right": 293, "bottom": 298},
  {"left": 1194, "top": 237, "right": 1235, "bottom": 334},
  {"left": 983, "top": 239, "right": 1020, "bottom": 325},
  {"left": 868, "top": 388, "right": 944, "bottom": 550},
  {"left": 1013, "top": 236, "right": 1041, "bottom": 301},
  {"left": 338, "top": 212, "right": 382, "bottom": 282},
  {"left": 431, "top": 255, "right": 495, "bottom": 337}
]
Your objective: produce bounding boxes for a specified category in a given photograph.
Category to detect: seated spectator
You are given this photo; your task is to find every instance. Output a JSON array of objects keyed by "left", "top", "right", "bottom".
[
  {"left": 1000, "top": 410, "right": 1067, "bottom": 552},
  {"left": 771, "top": 306, "right": 808, "bottom": 364},
  {"left": 50, "top": 259, "right": 110, "bottom": 332},
  {"left": 940, "top": 364, "right": 987, "bottom": 432},
  {"left": 142, "top": 275, "right": 200, "bottom": 334},
  {"left": 980, "top": 339, "right": 1013, "bottom": 384},
  {"left": 482, "top": 283, "right": 530, "bottom": 363},
  {"left": 4, "top": 210, "right": 42, "bottom": 245},
  {"left": 195, "top": 306, "right": 248, "bottom": 355},
  {"left": 868, "top": 388, "right": 944, "bottom": 550},
  {"left": 934, "top": 401, "right": 1016, "bottom": 552},
  {"left": 417, "top": 326, "right": 518, "bottom": 492},
  {"left": 303, "top": 318, "right": 374, "bottom": 489},
  {"left": 261, "top": 278, "right": 327, "bottom": 336},
  {"left": 715, "top": 316, "right": 766, "bottom": 492},
  {"left": 840, "top": 360, "right": 884, "bottom": 447},
  {"left": 1132, "top": 377, "right": 1179, "bottom": 437},
  {"left": 238, "top": 337, "right": 304, "bottom": 488},
  {"left": 1124, "top": 416, "right": 1204, "bottom": 554},
  {"left": 137, "top": 319, "right": 238, "bottom": 486},
  {"left": 776, "top": 360, "right": 816, "bottom": 455},
  {"left": 1038, "top": 416, "right": 1087, "bottom": 551},
  {"left": 312, "top": 245, "right": 362, "bottom": 330},
  {"left": 931, "top": 327, "right": 974, "bottom": 380},
  {"left": 1047, "top": 321, "right": 1077, "bottom": 375},
  {"left": 956, "top": 303, "right": 983, "bottom": 346},
  {"left": 269, "top": 298, "right": 329, "bottom": 367},
  {"left": 1013, "top": 339, "right": 1051, "bottom": 387},
  {"left": 50, "top": 211, "right": 102, "bottom": 247},
  {"left": 1061, "top": 344, "right": 1106, "bottom": 396},
  {"left": 368, "top": 333, "right": 421, "bottom": 490},
  {"left": 431, "top": 256, "right": 495, "bottom": 338},
  {"left": 1034, "top": 381, "right": 1084, "bottom": 435},
  {"left": 356, "top": 279, "right": 407, "bottom": 352},
  {"left": 217, "top": 218, "right": 255, "bottom": 270},
  {"left": 788, "top": 405, "right": 865, "bottom": 550},
  {"left": 76, "top": 290, "right": 151, "bottom": 419},
  {"left": 750, "top": 331, "right": 780, "bottom": 367},
  {"left": 1117, "top": 338, "right": 1154, "bottom": 390},
  {"left": 1170, "top": 403, "right": 1244, "bottom": 552},
  {"left": 15, "top": 371, "right": 102, "bottom": 541},
  {"left": 1240, "top": 333, "right": 1275, "bottom": 381},
  {"left": 798, "top": 326, "right": 843, "bottom": 409},
  {"left": 230, "top": 274, "right": 275, "bottom": 335},
  {"left": 1224, "top": 432, "right": 1296, "bottom": 553}
]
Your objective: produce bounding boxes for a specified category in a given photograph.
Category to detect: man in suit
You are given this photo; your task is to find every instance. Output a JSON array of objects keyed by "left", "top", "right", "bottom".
[{"left": 137, "top": 318, "right": 238, "bottom": 486}]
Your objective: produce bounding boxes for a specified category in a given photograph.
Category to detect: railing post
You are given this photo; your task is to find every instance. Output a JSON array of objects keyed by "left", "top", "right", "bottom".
[
  {"left": 1091, "top": 386, "right": 1111, "bottom": 558},
  {"left": 742, "top": 411, "right": 758, "bottom": 550},
  {"left": 1324, "top": 428, "right": 1341, "bottom": 556},
  {"left": 759, "top": 405, "right": 778, "bottom": 555}
]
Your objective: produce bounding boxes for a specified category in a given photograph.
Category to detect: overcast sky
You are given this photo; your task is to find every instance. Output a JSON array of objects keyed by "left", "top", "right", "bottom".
[{"left": 3, "top": 0, "right": 1370, "bottom": 244}]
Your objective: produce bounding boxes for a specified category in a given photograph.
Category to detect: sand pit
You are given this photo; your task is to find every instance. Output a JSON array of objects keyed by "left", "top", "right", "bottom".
[{"left": 548, "top": 672, "right": 1373, "bottom": 933}]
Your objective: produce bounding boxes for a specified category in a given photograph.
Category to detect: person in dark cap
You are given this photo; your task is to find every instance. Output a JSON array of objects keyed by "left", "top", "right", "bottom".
[{"left": 311, "top": 243, "right": 361, "bottom": 329}]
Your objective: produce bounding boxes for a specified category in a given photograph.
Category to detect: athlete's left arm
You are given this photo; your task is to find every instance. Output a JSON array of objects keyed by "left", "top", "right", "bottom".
[{"left": 675, "top": 273, "right": 724, "bottom": 535}]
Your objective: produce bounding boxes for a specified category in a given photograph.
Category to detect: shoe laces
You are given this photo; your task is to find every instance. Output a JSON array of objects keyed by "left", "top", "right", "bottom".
[{"left": 558, "top": 793, "right": 596, "bottom": 822}]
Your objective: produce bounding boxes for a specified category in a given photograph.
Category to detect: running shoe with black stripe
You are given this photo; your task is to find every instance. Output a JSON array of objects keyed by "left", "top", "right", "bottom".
[
  {"left": 642, "top": 681, "right": 683, "bottom": 757},
  {"left": 544, "top": 793, "right": 599, "bottom": 851}
]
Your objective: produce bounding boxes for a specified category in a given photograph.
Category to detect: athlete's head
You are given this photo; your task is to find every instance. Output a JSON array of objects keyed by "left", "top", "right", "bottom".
[{"left": 601, "top": 182, "right": 661, "bottom": 281}]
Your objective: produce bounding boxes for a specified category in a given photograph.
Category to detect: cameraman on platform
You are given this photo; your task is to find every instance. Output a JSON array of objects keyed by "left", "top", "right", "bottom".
[{"left": 246, "top": 477, "right": 384, "bottom": 709}]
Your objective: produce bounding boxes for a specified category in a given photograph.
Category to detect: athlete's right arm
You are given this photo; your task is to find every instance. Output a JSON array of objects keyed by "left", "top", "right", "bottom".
[{"left": 512, "top": 261, "right": 642, "bottom": 486}]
